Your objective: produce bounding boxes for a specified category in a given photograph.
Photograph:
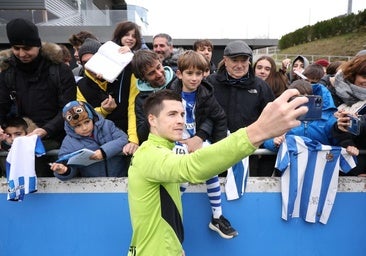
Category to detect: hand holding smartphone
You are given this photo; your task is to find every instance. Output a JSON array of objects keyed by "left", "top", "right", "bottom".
[
  {"left": 290, "top": 95, "right": 323, "bottom": 121},
  {"left": 347, "top": 114, "right": 361, "bottom": 135}
]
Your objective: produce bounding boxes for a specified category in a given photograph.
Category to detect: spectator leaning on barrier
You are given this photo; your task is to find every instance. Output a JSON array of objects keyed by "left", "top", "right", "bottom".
[
  {"left": 0, "top": 18, "right": 77, "bottom": 177},
  {"left": 50, "top": 101, "right": 129, "bottom": 179},
  {"left": 253, "top": 55, "right": 289, "bottom": 176}
]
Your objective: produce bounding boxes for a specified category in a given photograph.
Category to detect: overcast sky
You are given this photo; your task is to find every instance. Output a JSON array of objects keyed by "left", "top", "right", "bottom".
[{"left": 135, "top": 0, "right": 366, "bottom": 39}]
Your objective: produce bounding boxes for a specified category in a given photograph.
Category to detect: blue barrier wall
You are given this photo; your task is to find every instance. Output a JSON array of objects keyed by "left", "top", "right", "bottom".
[{"left": 1, "top": 177, "right": 366, "bottom": 256}]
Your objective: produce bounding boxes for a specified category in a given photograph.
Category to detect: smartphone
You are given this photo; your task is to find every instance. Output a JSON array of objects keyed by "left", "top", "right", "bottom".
[
  {"left": 356, "top": 104, "right": 366, "bottom": 115},
  {"left": 347, "top": 114, "right": 361, "bottom": 135},
  {"left": 297, "top": 95, "right": 323, "bottom": 121}
]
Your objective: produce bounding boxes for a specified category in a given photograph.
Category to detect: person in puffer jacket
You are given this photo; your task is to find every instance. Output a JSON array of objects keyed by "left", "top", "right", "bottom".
[
  {"left": 50, "top": 101, "right": 129, "bottom": 180},
  {"left": 264, "top": 80, "right": 359, "bottom": 158}
]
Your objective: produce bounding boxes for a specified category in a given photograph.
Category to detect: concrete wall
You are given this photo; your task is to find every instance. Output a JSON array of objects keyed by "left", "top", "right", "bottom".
[{"left": 1, "top": 177, "right": 366, "bottom": 256}]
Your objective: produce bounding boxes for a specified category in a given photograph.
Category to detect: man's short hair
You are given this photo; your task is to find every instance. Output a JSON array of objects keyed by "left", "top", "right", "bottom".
[
  {"left": 143, "top": 89, "right": 181, "bottom": 117},
  {"left": 153, "top": 33, "right": 173, "bottom": 46},
  {"left": 131, "top": 49, "right": 160, "bottom": 80}
]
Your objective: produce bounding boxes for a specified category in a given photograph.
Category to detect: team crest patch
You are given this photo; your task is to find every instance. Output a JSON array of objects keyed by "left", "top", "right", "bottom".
[{"left": 325, "top": 152, "right": 334, "bottom": 161}]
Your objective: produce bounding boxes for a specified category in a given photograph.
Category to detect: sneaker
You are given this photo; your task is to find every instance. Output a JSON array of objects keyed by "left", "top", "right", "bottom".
[{"left": 209, "top": 215, "right": 238, "bottom": 239}]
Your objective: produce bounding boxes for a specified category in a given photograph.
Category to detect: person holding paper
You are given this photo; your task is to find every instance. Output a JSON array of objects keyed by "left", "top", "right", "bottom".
[
  {"left": 76, "top": 38, "right": 138, "bottom": 177},
  {"left": 112, "top": 21, "right": 144, "bottom": 54},
  {"left": 50, "top": 101, "right": 129, "bottom": 180}
]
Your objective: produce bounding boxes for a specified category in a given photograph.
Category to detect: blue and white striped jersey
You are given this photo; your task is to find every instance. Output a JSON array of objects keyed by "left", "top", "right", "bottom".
[
  {"left": 276, "top": 135, "right": 356, "bottom": 224},
  {"left": 6, "top": 135, "right": 45, "bottom": 201}
]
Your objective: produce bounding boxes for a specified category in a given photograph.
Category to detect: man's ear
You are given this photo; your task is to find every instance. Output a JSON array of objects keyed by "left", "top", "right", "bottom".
[{"left": 148, "top": 113, "right": 156, "bottom": 127}]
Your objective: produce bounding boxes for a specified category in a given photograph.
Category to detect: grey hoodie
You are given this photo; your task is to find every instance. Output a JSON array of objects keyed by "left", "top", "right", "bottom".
[{"left": 290, "top": 55, "right": 310, "bottom": 82}]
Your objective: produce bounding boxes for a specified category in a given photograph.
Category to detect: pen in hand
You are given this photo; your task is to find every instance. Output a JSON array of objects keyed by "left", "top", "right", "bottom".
[{"left": 49, "top": 162, "right": 68, "bottom": 174}]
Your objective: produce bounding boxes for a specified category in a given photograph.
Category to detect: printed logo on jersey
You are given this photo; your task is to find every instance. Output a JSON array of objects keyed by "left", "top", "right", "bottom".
[
  {"left": 173, "top": 143, "right": 188, "bottom": 155},
  {"left": 128, "top": 246, "right": 136, "bottom": 256},
  {"left": 326, "top": 152, "right": 334, "bottom": 161}
]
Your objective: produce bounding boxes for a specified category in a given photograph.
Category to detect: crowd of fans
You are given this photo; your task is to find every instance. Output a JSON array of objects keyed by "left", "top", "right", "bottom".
[
  {"left": 0, "top": 17, "right": 365, "bottom": 255},
  {"left": 0, "top": 18, "right": 365, "bottom": 179}
]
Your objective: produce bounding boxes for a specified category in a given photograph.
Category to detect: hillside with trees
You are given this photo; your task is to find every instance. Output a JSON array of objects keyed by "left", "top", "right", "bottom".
[{"left": 277, "top": 9, "right": 365, "bottom": 59}]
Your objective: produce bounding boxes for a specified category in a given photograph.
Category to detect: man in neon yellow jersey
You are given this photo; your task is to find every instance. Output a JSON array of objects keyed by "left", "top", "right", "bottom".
[{"left": 127, "top": 89, "right": 308, "bottom": 256}]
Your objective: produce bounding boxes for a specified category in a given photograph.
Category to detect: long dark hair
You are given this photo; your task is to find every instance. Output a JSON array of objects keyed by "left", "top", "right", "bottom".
[{"left": 112, "top": 21, "right": 142, "bottom": 51}]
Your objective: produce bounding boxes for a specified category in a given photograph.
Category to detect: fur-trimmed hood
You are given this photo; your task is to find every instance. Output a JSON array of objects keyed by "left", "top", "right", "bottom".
[
  {"left": 0, "top": 42, "right": 64, "bottom": 72},
  {"left": 0, "top": 49, "right": 12, "bottom": 71}
]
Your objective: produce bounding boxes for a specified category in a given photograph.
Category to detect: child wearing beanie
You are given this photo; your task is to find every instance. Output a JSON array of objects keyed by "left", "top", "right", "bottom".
[{"left": 49, "top": 101, "right": 130, "bottom": 180}]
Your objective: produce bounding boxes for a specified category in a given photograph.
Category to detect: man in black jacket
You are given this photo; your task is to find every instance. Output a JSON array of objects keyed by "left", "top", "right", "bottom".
[
  {"left": 0, "top": 18, "right": 76, "bottom": 176},
  {"left": 206, "top": 40, "right": 276, "bottom": 177}
]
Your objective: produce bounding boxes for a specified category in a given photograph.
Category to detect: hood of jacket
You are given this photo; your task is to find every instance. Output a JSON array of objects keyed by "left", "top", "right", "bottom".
[
  {"left": 0, "top": 49, "right": 12, "bottom": 71},
  {"left": 292, "top": 55, "right": 310, "bottom": 68},
  {"left": 312, "top": 83, "right": 337, "bottom": 112},
  {"left": 1, "top": 42, "right": 64, "bottom": 72},
  {"left": 290, "top": 55, "right": 310, "bottom": 81},
  {"left": 136, "top": 66, "right": 175, "bottom": 92}
]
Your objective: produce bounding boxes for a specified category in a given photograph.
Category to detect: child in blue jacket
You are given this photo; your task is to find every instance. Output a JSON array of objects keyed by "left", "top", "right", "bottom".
[
  {"left": 50, "top": 101, "right": 129, "bottom": 180},
  {"left": 264, "top": 80, "right": 359, "bottom": 157}
]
